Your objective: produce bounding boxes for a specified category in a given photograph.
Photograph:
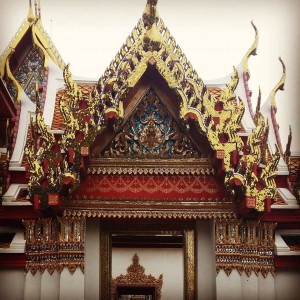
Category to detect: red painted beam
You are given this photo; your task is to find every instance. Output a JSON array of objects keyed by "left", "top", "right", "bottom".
[
  {"left": 0, "top": 205, "right": 42, "bottom": 220},
  {"left": 259, "top": 209, "right": 300, "bottom": 223},
  {"left": 275, "top": 255, "right": 300, "bottom": 269},
  {"left": 0, "top": 253, "right": 25, "bottom": 267}
]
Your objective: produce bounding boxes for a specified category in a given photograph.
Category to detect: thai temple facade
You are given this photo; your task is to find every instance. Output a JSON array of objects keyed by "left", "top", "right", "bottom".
[{"left": 0, "top": 1, "right": 300, "bottom": 299}]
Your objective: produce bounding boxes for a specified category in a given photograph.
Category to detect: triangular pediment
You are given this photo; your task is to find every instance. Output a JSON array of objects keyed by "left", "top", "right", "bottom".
[{"left": 98, "top": 88, "right": 205, "bottom": 159}]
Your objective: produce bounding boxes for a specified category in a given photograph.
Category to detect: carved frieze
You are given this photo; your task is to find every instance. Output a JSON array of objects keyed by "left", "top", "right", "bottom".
[
  {"left": 215, "top": 220, "right": 276, "bottom": 277},
  {"left": 23, "top": 217, "right": 85, "bottom": 275}
]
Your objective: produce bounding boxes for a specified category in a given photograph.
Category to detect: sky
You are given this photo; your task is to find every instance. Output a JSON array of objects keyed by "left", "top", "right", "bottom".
[{"left": 0, "top": 0, "right": 299, "bottom": 153}]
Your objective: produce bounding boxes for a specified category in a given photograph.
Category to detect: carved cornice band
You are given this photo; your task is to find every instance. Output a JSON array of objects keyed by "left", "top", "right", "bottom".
[
  {"left": 63, "top": 209, "right": 237, "bottom": 220},
  {"left": 88, "top": 158, "right": 214, "bottom": 176}
]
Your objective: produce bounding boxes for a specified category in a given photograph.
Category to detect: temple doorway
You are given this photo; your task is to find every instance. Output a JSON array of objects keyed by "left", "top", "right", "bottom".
[{"left": 99, "top": 220, "right": 195, "bottom": 299}]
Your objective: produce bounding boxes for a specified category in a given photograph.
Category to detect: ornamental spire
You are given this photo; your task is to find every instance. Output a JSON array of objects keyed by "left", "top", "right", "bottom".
[
  {"left": 142, "top": 0, "right": 158, "bottom": 29},
  {"left": 38, "top": 0, "right": 41, "bottom": 19},
  {"left": 27, "top": 0, "right": 35, "bottom": 23},
  {"left": 34, "top": 0, "right": 41, "bottom": 19},
  {"left": 142, "top": 0, "right": 161, "bottom": 51}
]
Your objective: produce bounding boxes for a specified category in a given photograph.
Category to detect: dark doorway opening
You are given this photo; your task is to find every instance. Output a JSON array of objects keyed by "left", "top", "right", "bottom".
[{"left": 117, "top": 286, "right": 155, "bottom": 300}]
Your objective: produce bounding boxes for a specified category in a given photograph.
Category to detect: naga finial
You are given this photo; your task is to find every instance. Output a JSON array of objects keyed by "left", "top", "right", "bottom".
[
  {"left": 270, "top": 57, "right": 286, "bottom": 112},
  {"left": 242, "top": 21, "right": 259, "bottom": 80}
]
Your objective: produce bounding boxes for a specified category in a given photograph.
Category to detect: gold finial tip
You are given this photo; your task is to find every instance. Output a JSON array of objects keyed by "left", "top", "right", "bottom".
[
  {"left": 27, "top": 0, "right": 35, "bottom": 23},
  {"left": 242, "top": 21, "right": 259, "bottom": 79},
  {"left": 147, "top": 0, "right": 158, "bottom": 6},
  {"left": 278, "top": 57, "right": 286, "bottom": 73},
  {"left": 251, "top": 21, "right": 257, "bottom": 31}
]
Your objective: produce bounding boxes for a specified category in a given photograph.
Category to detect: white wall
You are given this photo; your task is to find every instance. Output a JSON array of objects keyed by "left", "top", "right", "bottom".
[
  {"left": 112, "top": 247, "right": 184, "bottom": 300},
  {"left": 0, "top": 268, "right": 25, "bottom": 300},
  {"left": 217, "top": 269, "right": 242, "bottom": 300},
  {"left": 275, "top": 270, "right": 300, "bottom": 300}
]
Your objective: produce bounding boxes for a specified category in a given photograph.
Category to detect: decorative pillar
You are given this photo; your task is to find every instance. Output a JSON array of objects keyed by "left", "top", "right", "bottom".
[
  {"left": 184, "top": 229, "right": 196, "bottom": 300},
  {"left": 196, "top": 220, "right": 216, "bottom": 300},
  {"left": 84, "top": 218, "right": 100, "bottom": 299},
  {"left": 100, "top": 227, "right": 112, "bottom": 300}
]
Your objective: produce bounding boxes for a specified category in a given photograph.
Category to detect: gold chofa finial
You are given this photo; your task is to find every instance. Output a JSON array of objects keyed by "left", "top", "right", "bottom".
[
  {"left": 27, "top": 0, "right": 35, "bottom": 23},
  {"left": 242, "top": 21, "right": 259, "bottom": 80},
  {"left": 270, "top": 57, "right": 286, "bottom": 112}
]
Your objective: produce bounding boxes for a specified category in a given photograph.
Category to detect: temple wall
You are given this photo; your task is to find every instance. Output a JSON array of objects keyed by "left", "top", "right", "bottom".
[
  {"left": 216, "top": 269, "right": 300, "bottom": 300},
  {"left": 216, "top": 270, "right": 277, "bottom": 300},
  {"left": 0, "top": 268, "right": 24, "bottom": 300},
  {"left": 59, "top": 268, "right": 84, "bottom": 300},
  {"left": 112, "top": 247, "right": 184, "bottom": 299},
  {"left": 275, "top": 270, "right": 300, "bottom": 300},
  {"left": 216, "top": 269, "right": 242, "bottom": 300}
]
